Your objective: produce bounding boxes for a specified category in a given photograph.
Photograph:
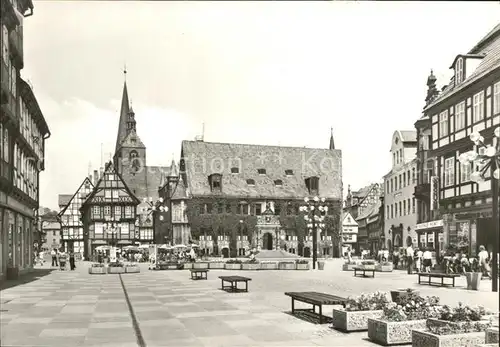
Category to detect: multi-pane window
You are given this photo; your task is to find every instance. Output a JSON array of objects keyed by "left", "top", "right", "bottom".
[
  {"left": 95, "top": 223, "right": 103, "bottom": 235},
  {"left": 125, "top": 206, "right": 133, "bottom": 218},
  {"left": 460, "top": 161, "right": 471, "bottom": 183},
  {"left": 494, "top": 82, "right": 500, "bottom": 115},
  {"left": 104, "top": 190, "right": 111, "bottom": 198},
  {"left": 455, "top": 58, "right": 463, "bottom": 84},
  {"left": 473, "top": 91, "right": 484, "bottom": 122},
  {"left": 455, "top": 101, "right": 466, "bottom": 130},
  {"left": 112, "top": 190, "right": 119, "bottom": 199},
  {"left": 114, "top": 206, "right": 121, "bottom": 218},
  {"left": 412, "top": 198, "right": 415, "bottom": 213},
  {"left": 104, "top": 206, "right": 111, "bottom": 216},
  {"left": 439, "top": 110, "right": 449, "bottom": 137},
  {"left": 120, "top": 223, "right": 129, "bottom": 238},
  {"left": 92, "top": 206, "right": 101, "bottom": 218},
  {"left": 403, "top": 200, "right": 406, "bottom": 216},
  {"left": 407, "top": 198, "right": 411, "bottom": 214},
  {"left": 390, "top": 205, "right": 394, "bottom": 219},
  {"left": 444, "top": 157, "right": 455, "bottom": 187}
]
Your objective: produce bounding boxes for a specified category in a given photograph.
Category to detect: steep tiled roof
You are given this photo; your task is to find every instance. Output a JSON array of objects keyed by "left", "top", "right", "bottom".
[
  {"left": 58, "top": 194, "right": 72, "bottom": 208},
  {"left": 117, "top": 130, "right": 146, "bottom": 153},
  {"left": 356, "top": 198, "right": 381, "bottom": 221},
  {"left": 181, "top": 140, "right": 342, "bottom": 199},
  {"left": 425, "top": 27, "right": 500, "bottom": 111},
  {"left": 172, "top": 176, "right": 188, "bottom": 200},
  {"left": 145, "top": 166, "right": 170, "bottom": 198},
  {"left": 399, "top": 130, "right": 417, "bottom": 142}
]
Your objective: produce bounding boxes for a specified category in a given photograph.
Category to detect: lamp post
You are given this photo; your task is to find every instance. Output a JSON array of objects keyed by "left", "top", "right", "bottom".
[
  {"left": 299, "top": 196, "right": 328, "bottom": 270},
  {"left": 238, "top": 220, "right": 243, "bottom": 256},
  {"left": 143, "top": 197, "right": 169, "bottom": 245},
  {"left": 458, "top": 127, "right": 500, "bottom": 292}
]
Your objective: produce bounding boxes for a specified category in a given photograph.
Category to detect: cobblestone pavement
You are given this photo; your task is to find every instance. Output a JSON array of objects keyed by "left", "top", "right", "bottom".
[{"left": 1, "top": 260, "right": 498, "bottom": 347}]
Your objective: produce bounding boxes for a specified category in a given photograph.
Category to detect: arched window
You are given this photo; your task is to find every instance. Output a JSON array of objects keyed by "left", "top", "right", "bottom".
[{"left": 129, "top": 150, "right": 141, "bottom": 172}]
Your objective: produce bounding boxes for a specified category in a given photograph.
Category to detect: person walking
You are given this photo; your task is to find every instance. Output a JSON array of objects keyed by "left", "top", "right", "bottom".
[
  {"left": 478, "top": 245, "right": 491, "bottom": 279},
  {"left": 69, "top": 250, "right": 76, "bottom": 271},
  {"left": 423, "top": 248, "right": 433, "bottom": 273},
  {"left": 392, "top": 249, "right": 400, "bottom": 269},
  {"left": 406, "top": 245, "right": 414, "bottom": 274},
  {"left": 58, "top": 251, "right": 67, "bottom": 271},
  {"left": 51, "top": 249, "right": 58, "bottom": 267}
]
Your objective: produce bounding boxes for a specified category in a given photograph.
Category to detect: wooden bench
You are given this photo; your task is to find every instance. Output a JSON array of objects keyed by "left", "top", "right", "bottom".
[
  {"left": 354, "top": 267, "right": 375, "bottom": 278},
  {"left": 418, "top": 272, "right": 460, "bottom": 287},
  {"left": 219, "top": 275, "right": 251, "bottom": 293},
  {"left": 284, "top": 291, "right": 347, "bottom": 324},
  {"left": 190, "top": 269, "right": 208, "bottom": 280}
]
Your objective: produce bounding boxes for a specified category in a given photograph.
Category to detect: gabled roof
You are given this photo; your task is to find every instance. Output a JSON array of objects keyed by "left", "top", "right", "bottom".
[
  {"left": 425, "top": 25, "right": 500, "bottom": 111},
  {"left": 117, "top": 129, "right": 146, "bottom": 152},
  {"left": 58, "top": 194, "right": 73, "bottom": 209},
  {"left": 172, "top": 175, "right": 188, "bottom": 200},
  {"left": 181, "top": 140, "right": 342, "bottom": 199},
  {"left": 57, "top": 177, "right": 94, "bottom": 218},
  {"left": 82, "top": 162, "right": 141, "bottom": 207},
  {"left": 342, "top": 211, "right": 358, "bottom": 226},
  {"left": 356, "top": 198, "right": 381, "bottom": 221},
  {"left": 399, "top": 130, "right": 417, "bottom": 143}
]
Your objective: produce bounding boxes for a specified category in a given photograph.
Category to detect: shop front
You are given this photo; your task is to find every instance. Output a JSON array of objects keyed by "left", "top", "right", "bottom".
[
  {"left": 443, "top": 212, "right": 484, "bottom": 257},
  {"left": 415, "top": 219, "right": 444, "bottom": 254}
]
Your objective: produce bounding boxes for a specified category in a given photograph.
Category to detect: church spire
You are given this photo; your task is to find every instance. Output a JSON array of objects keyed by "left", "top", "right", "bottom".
[
  {"left": 115, "top": 67, "right": 131, "bottom": 154},
  {"left": 329, "top": 127, "right": 335, "bottom": 150},
  {"left": 425, "top": 69, "right": 439, "bottom": 107}
]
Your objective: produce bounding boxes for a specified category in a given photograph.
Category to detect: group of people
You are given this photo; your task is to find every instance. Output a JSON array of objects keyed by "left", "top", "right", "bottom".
[
  {"left": 403, "top": 246, "right": 434, "bottom": 273},
  {"left": 49, "top": 248, "right": 77, "bottom": 271}
]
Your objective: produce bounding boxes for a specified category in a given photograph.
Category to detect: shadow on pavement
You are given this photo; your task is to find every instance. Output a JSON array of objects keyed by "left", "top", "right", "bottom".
[
  {"left": 284, "top": 310, "right": 333, "bottom": 325},
  {"left": 0, "top": 268, "right": 55, "bottom": 291}
]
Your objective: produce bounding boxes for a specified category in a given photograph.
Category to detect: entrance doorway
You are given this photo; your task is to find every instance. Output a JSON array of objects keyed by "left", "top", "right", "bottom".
[
  {"left": 221, "top": 247, "right": 229, "bottom": 258},
  {"left": 303, "top": 247, "right": 311, "bottom": 258},
  {"left": 263, "top": 233, "right": 273, "bottom": 250}
]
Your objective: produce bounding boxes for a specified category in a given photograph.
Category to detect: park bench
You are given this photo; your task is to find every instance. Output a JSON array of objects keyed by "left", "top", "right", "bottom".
[
  {"left": 219, "top": 275, "right": 251, "bottom": 293},
  {"left": 190, "top": 269, "right": 208, "bottom": 280},
  {"left": 353, "top": 266, "right": 375, "bottom": 278},
  {"left": 284, "top": 291, "right": 347, "bottom": 324},
  {"left": 417, "top": 272, "right": 460, "bottom": 287}
]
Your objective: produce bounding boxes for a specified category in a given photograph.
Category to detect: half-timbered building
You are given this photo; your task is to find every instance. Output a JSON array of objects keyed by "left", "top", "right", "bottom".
[
  {"left": 80, "top": 162, "right": 140, "bottom": 259},
  {"left": 56, "top": 177, "right": 93, "bottom": 255},
  {"left": 424, "top": 24, "right": 500, "bottom": 255},
  {"left": 180, "top": 133, "right": 343, "bottom": 258}
]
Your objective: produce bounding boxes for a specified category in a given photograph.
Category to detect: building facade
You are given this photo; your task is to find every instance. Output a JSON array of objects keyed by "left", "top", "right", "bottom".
[
  {"left": 341, "top": 211, "right": 358, "bottom": 254},
  {"left": 1, "top": 0, "right": 50, "bottom": 280},
  {"left": 383, "top": 130, "right": 418, "bottom": 251},
  {"left": 414, "top": 71, "right": 445, "bottom": 253},
  {"left": 181, "top": 135, "right": 343, "bottom": 258},
  {"left": 41, "top": 221, "right": 61, "bottom": 252},
  {"left": 424, "top": 24, "right": 500, "bottom": 256},
  {"left": 80, "top": 162, "right": 140, "bottom": 259},
  {"left": 57, "top": 177, "right": 94, "bottom": 255}
]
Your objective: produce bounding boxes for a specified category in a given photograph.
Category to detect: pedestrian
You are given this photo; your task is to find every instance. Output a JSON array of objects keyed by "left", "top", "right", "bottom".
[
  {"left": 69, "top": 250, "right": 76, "bottom": 271},
  {"left": 478, "top": 245, "right": 491, "bottom": 279},
  {"left": 51, "top": 248, "right": 58, "bottom": 267},
  {"left": 422, "top": 248, "right": 433, "bottom": 273},
  {"left": 392, "top": 249, "right": 399, "bottom": 269},
  {"left": 406, "top": 244, "right": 414, "bottom": 274},
  {"left": 58, "top": 251, "right": 67, "bottom": 271}
]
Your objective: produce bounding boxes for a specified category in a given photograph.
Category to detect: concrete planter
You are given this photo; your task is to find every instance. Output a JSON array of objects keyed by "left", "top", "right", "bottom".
[
  {"left": 260, "top": 262, "right": 279, "bottom": 270},
  {"left": 124, "top": 266, "right": 140, "bottom": 273},
  {"left": 412, "top": 329, "right": 484, "bottom": 347},
  {"left": 88, "top": 266, "right": 106, "bottom": 274},
  {"left": 183, "top": 262, "right": 194, "bottom": 269},
  {"left": 107, "top": 266, "right": 125, "bottom": 274},
  {"left": 278, "top": 262, "right": 296, "bottom": 270},
  {"left": 368, "top": 318, "right": 426, "bottom": 345},
  {"left": 224, "top": 263, "right": 242, "bottom": 270},
  {"left": 296, "top": 263, "right": 310, "bottom": 270},
  {"left": 486, "top": 327, "right": 499, "bottom": 343},
  {"left": 342, "top": 263, "right": 358, "bottom": 271},
  {"left": 241, "top": 263, "right": 260, "bottom": 270},
  {"left": 427, "top": 318, "right": 494, "bottom": 332},
  {"left": 332, "top": 308, "right": 383, "bottom": 332},
  {"left": 193, "top": 262, "right": 209, "bottom": 269},
  {"left": 376, "top": 264, "right": 394, "bottom": 272},
  {"left": 361, "top": 264, "right": 376, "bottom": 271},
  {"left": 209, "top": 262, "right": 225, "bottom": 269}
]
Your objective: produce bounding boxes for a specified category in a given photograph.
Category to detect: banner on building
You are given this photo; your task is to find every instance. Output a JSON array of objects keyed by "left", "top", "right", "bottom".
[
  {"left": 420, "top": 234, "right": 426, "bottom": 243},
  {"left": 438, "top": 233, "right": 444, "bottom": 242},
  {"left": 430, "top": 176, "right": 439, "bottom": 210},
  {"left": 427, "top": 234, "right": 435, "bottom": 243}
]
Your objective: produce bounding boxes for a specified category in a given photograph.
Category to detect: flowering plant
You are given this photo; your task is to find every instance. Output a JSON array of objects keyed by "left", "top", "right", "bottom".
[
  {"left": 245, "top": 258, "right": 259, "bottom": 264},
  {"left": 383, "top": 292, "right": 441, "bottom": 321},
  {"left": 427, "top": 321, "right": 492, "bottom": 335},
  {"left": 439, "top": 303, "right": 486, "bottom": 322},
  {"left": 91, "top": 263, "right": 105, "bottom": 267},
  {"left": 108, "top": 262, "right": 124, "bottom": 267},
  {"left": 226, "top": 259, "right": 242, "bottom": 264},
  {"left": 344, "top": 292, "right": 390, "bottom": 312}
]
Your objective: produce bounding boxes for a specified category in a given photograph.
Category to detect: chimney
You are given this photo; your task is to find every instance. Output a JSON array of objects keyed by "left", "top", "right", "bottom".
[
  {"left": 93, "top": 170, "right": 98, "bottom": 185},
  {"left": 89, "top": 174, "right": 93, "bottom": 183}
]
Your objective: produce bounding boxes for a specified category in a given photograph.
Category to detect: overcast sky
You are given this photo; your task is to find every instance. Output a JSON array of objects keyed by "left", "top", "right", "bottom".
[{"left": 23, "top": 1, "right": 500, "bottom": 210}]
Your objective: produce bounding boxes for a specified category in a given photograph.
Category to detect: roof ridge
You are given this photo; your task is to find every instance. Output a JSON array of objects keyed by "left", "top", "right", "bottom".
[{"left": 182, "top": 139, "right": 336, "bottom": 151}]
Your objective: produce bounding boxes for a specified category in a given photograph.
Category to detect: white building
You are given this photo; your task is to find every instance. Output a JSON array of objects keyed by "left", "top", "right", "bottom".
[{"left": 342, "top": 211, "right": 358, "bottom": 255}]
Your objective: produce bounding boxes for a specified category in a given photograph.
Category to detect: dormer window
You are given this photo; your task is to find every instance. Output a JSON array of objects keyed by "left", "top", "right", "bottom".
[
  {"left": 305, "top": 176, "right": 319, "bottom": 195},
  {"left": 257, "top": 169, "right": 266, "bottom": 175},
  {"left": 285, "top": 169, "right": 294, "bottom": 176},
  {"left": 208, "top": 174, "right": 222, "bottom": 192},
  {"left": 231, "top": 167, "right": 239, "bottom": 174},
  {"left": 274, "top": 179, "right": 283, "bottom": 186},
  {"left": 246, "top": 179, "right": 255, "bottom": 186},
  {"left": 455, "top": 57, "right": 463, "bottom": 85}
]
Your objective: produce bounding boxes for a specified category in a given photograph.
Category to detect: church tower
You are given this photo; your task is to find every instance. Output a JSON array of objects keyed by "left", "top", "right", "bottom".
[{"left": 113, "top": 69, "right": 148, "bottom": 198}]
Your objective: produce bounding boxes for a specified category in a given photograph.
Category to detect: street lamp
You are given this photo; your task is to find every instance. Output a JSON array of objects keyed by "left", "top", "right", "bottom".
[
  {"left": 299, "top": 196, "right": 328, "bottom": 270},
  {"left": 458, "top": 127, "right": 499, "bottom": 292},
  {"left": 143, "top": 197, "right": 169, "bottom": 245},
  {"left": 238, "top": 220, "right": 244, "bottom": 256}
]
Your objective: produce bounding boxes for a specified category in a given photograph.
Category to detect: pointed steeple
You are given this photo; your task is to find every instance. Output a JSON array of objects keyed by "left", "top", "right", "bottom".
[
  {"left": 425, "top": 69, "right": 439, "bottom": 106},
  {"left": 329, "top": 127, "right": 335, "bottom": 150},
  {"left": 115, "top": 67, "right": 131, "bottom": 155},
  {"left": 169, "top": 158, "right": 179, "bottom": 177}
]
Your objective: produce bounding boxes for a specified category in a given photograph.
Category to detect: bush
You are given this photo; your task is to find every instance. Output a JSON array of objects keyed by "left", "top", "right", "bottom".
[
  {"left": 383, "top": 292, "right": 441, "bottom": 321},
  {"left": 439, "top": 303, "right": 486, "bottom": 322},
  {"left": 245, "top": 258, "right": 259, "bottom": 264},
  {"left": 428, "top": 321, "right": 492, "bottom": 336},
  {"left": 226, "top": 259, "right": 242, "bottom": 264},
  {"left": 345, "top": 292, "right": 390, "bottom": 312},
  {"left": 91, "top": 263, "right": 105, "bottom": 268},
  {"left": 108, "top": 262, "right": 124, "bottom": 267}
]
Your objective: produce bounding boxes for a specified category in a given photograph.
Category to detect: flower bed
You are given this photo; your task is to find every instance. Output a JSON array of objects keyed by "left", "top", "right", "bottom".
[
  {"left": 124, "top": 264, "right": 140, "bottom": 273},
  {"left": 375, "top": 262, "right": 394, "bottom": 272},
  {"left": 390, "top": 288, "right": 420, "bottom": 304},
  {"left": 296, "top": 259, "right": 310, "bottom": 270},
  {"left": 279, "top": 261, "right": 296, "bottom": 270},
  {"left": 367, "top": 292, "right": 441, "bottom": 345},
  {"left": 412, "top": 329, "right": 485, "bottom": 347},
  {"left": 107, "top": 262, "right": 125, "bottom": 274},
  {"left": 260, "top": 261, "right": 278, "bottom": 270},
  {"left": 88, "top": 263, "right": 106, "bottom": 274},
  {"left": 225, "top": 259, "right": 242, "bottom": 270},
  {"left": 485, "top": 327, "right": 499, "bottom": 344},
  {"left": 209, "top": 261, "right": 225, "bottom": 269},
  {"left": 193, "top": 262, "right": 209, "bottom": 269},
  {"left": 332, "top": 292, "right": 388, "bottom": 332}
]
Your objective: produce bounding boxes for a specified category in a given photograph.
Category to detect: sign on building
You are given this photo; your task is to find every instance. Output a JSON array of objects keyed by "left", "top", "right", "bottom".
[{"left": 430, "top": 176, "right": 439, "bottom": 210}]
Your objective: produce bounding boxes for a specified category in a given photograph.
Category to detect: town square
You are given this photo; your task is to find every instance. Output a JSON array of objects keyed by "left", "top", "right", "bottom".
[{"left": 1, "top": 1, "right": 500, "bottom": 346}]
